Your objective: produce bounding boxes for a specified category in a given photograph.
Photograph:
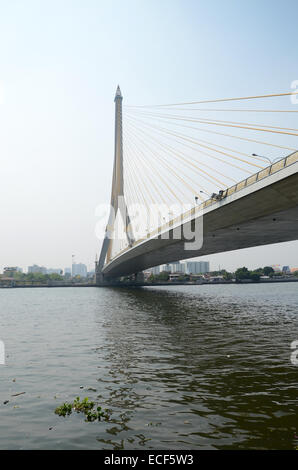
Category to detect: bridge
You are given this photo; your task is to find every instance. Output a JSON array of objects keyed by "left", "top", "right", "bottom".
[{"left": 96, "top": 87, "right": 298, "bottom": 284}]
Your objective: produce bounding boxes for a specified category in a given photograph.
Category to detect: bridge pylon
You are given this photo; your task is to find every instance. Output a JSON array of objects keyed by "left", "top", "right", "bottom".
[{"left": 96, "top": 86, "right": 134, "bottom": 285}]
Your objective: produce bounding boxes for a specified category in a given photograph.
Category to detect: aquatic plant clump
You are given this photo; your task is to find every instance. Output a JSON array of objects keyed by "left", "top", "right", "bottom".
[
  {"left": 54, "top": 402, "right": 72, "bottom": 417},
  {"left": 54, "top": 397, "right": 110, "bottom": 422}
]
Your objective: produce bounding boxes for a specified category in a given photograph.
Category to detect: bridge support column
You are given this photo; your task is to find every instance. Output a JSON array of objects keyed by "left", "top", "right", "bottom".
[
  {"left": 95, "top": 271, "right": 105, "bottom": 285},
  {"left": 95, "top": 259, "right": 109, "bottom": 285},
  {"left": 134, "top": 272, "right": 144, "bottom": 283},
  {"left": 96, "top": 85, "right": 135, "bottom": 276}
]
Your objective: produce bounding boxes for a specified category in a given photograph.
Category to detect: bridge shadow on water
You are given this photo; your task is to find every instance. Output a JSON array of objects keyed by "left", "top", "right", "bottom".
[{"left": 93, "top": 284, "right": 298, "bottom": 450}]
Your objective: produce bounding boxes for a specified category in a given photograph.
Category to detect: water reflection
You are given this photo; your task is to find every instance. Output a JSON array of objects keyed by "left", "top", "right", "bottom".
[
  {"left": 0, "top": 285, "right": 297, "bottom": 449},
  {"left": 92, "top": 285, "right": 298, "bottom": 449}
]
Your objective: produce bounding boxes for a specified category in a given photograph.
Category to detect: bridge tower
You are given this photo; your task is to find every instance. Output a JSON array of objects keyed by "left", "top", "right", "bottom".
[{"left": 96, "top": 86, "right": 134, "bottom": 284}]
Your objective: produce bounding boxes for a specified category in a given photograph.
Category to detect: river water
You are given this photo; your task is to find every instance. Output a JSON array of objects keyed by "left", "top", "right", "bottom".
[{"left": 0, "top": 284, "right": 297, "bottom": 450}]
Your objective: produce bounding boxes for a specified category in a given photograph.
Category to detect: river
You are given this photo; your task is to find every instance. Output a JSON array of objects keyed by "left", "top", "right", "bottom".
[{"left": 0, "top": 283, "right": 297, "bottom": 449}]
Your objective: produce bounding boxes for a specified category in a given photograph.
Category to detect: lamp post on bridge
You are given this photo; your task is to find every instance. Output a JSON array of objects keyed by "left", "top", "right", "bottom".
[
  {"left": 196, "top": 190, "right": 226, "bottom": 203},
  {"left": 252, "top": 153, "right": 283, "bottom": 165}
]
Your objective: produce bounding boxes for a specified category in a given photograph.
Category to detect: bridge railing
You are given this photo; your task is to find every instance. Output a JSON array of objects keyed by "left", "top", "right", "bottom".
[
  {"left": 152, "top": 150, "right": 298, "bottom": 238},
  {"left": 106, "top": 150, "right": 298, "bottom": 263},
  {"left": 220, "top": 150, "right": 298, "bottom": 201}
]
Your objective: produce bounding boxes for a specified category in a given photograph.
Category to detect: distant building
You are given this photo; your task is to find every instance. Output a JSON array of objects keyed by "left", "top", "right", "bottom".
[
  {"left": 28, "top": 265, "right": 47, "bottom": 274},
  {"left": 158, "top": 264, "right": 170, "bottom": 273},
  {"left": 149, "top": 266, "right": 160, "bottom": 275},
  {"left": 291, "top": 267, "right": 298, "bottom": 273},
  {"left": 169, "top": 262, "right": 185, "bottom": 274},
  {"left": 148, "top": 260, "right": 210, "bottom": 276},
  {"left": 143, "top": 270, "right": 152, "bottom": 280},
  {"left": 282, "top": 266, "right": 291, "bottom": 274},
  {"left": 64, "top": 268, "right": 71, "bottom": 279},
  {"left": 3, "top": 267, "right": 22, "bottom": 277},
  {"left": 270, "top": 264, "right": 282, "bottom": 273},
  {"left": 183, "top": 261, "right": 210, "bottom": 274},
  {"left": 169, "top": 273, "right": 183, "bottom": 281},
  {"left": 208, "top": 275, "right": 225, "bottom": 282},
  {"left": 72, "top": 263, "right": 87, "bottom": 278}
]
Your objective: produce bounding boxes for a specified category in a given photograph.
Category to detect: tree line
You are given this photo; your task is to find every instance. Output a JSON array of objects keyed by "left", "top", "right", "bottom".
[{"left": 148, "top": 266, "right": 298, "bottom": 283}]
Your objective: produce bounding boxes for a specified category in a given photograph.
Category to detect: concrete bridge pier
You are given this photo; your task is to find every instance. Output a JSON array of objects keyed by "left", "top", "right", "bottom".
[
  {"left": 134, "top": 272, "right": 144, "bottom": 283},
  {"left": 95, "top": 267, "right": 145, "bottom": 287}
]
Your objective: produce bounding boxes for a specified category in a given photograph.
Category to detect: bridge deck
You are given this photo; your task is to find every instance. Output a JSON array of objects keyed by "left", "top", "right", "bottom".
[{"left": 102, "top": 153, "right": 298, "bottom": 278}]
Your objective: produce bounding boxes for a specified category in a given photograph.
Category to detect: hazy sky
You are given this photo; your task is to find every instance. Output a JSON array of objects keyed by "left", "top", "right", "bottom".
[{"left": 0, "top": 0, "right": 297, "bottom": 272}]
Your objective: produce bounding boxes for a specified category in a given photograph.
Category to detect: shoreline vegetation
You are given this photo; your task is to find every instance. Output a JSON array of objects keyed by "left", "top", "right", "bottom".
[{"left": 0, "top": 265, "right": 298, "bottom": 288}]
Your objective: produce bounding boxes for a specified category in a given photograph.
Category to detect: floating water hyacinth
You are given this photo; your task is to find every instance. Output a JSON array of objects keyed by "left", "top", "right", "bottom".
[{"left": 55, "top": 397, "right": 110, "bottom": 422}]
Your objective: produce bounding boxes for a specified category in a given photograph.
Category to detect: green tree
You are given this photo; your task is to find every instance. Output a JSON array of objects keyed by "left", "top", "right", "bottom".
[
  {"left": 223, "top": 270, "right": 233, "bottom": 280},
  {"left": 27, "top": 272, "right": 47, "bottom": 282},
  {"left": 254, "top": 267, "right": 264, "bottom": 274},
  {"left": 250, "top": 271, "right": 260, "bottom": 282},
  {"left": 48, "top": 273, "right": 63, "bottom": 281},
  {"left": 235, "top": 267, "right": 250, "bottom": 280},
  {"left": 13, "top": 271, "right": 26, "bottom": 281},
  {"left": 263, "top": 266, "right": 274, "bottom": 276},
  {"left": 157, "top": 271, "right": 169, "bottom": 281}
]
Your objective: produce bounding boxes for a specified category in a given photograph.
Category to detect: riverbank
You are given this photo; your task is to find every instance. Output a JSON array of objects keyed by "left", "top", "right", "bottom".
[
  {"left": 1, "top": 277, "right": 298, "bottom": 288},
  {"left": 0, "top": 282, "right": 95, "bottom": 288}
]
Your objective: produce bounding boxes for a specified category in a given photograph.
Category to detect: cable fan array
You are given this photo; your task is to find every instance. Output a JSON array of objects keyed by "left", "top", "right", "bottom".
[{"left": 119, "top": 91, "right": 298, "bottom": 245}]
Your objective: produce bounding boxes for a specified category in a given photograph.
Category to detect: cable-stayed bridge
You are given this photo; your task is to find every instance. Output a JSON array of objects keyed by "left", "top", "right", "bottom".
[{"left": 95, "top": 87, "right": 298, "bottom": 284}]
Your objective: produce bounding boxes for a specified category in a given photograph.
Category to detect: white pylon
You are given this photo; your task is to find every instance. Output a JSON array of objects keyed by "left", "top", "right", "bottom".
[{"left": 97, "top": 86, "right": 134, "bottom": 276}]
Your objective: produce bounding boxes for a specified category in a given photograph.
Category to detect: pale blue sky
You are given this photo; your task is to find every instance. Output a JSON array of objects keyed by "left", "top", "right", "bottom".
[{"left": 0, "top": 0, "right": 297, "bottom": 272}]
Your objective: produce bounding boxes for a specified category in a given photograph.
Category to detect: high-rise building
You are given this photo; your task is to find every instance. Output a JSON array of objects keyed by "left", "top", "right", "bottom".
[
  {"left": 169, "top": 262, "right": 185, "bottom": 274},
  {"left": 72, "top": 263, "right": 87, "bottom": 278},
  {"left": 159, "top": 264, "right": 172, "bottom": 273},
  {"left": 28, "top": 265, "right": 47, "bottom": 274},
  {"left": 183, "top": 261, "right": 210, "bottom": 274},
  {"left": 150, "top": 266, "right": 160, "bottom": 275},
  {"left": 148, "top": 260, "right": 209, "bottom": 275},
  {"left": 3, "top": 267, "right": 22, "bottom": 277}
]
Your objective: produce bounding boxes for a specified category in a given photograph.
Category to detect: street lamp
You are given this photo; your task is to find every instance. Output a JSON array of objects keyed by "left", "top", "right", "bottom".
[
  {"left": 197, "top": 190, "right": 226, "bottom": 202},
  {"left": 198, "top": 190, "right": 209, "bottom": 199},
  {"left": 252, "top": 153, "right": 282, "bottom": 165}
]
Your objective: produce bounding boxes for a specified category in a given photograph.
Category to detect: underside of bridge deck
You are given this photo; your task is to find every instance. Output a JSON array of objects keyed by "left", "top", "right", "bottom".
[{"left": 101, "top": 162, "right": 298, "bottom": 279}]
